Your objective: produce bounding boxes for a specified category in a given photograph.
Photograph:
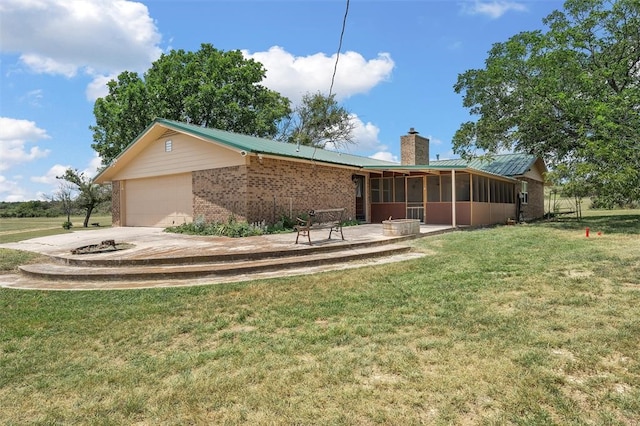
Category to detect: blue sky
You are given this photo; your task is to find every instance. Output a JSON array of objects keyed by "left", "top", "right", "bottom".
[{"left": 0, "top": 0, "right": 564, "bottom": 202}]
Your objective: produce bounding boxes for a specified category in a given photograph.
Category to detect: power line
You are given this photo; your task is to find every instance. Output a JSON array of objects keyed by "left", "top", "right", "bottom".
[
  {"left": 329, "top": 0, "right": 350, "bottom": 98},
  {"left": 303, "top": 0, "right": 351, "bottom": 157}
]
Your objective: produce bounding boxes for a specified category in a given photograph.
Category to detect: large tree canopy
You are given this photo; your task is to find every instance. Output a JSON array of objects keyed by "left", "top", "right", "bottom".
[
  {"left": 453, "top": 0, "right": 639, "bottom": 205},
  {"left": 277, "top": 92, "right": 356, "bottom": 150},
  {"left": 91, "top": 43, "right": 291, "bottom": 165}
]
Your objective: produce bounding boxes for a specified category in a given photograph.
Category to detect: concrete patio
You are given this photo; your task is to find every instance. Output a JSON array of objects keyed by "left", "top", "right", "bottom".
[{"left": 0, "top": 224, "right": 454, "bottom": 291}]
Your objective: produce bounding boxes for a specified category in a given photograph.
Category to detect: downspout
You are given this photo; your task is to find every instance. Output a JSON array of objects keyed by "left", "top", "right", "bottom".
[{"left": 451, "top": 169, "right": 456, "bottom": 227}]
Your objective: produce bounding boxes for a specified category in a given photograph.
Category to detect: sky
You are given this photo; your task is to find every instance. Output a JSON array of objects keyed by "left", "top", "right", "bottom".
[{"left": 0, "top": 0, "right": 565, "bottom": 202}]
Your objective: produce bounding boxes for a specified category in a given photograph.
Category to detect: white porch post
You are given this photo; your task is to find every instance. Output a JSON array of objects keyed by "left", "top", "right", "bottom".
[{"left": 451, "top": 169, "right": 456, "bottom": 227}]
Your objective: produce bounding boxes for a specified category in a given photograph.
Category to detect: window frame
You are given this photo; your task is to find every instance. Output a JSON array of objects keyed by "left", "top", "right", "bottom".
[{"left": 521, "top": 181, "right": 529, "bottom": 205}]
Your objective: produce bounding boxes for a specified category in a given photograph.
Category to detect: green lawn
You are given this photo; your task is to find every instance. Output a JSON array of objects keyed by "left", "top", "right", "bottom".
[
  {"left": 0, "top": 214, "right": 111, "bottom": 244},
  {"left": 1, "top": 211, "right": 639, "bottom": 424}
]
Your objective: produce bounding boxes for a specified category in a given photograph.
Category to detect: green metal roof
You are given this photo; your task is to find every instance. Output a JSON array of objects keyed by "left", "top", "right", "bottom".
[
  {"left": 156, "top": 118, "right": 397, "bottom": 168},
  {"left": 96, "top": 118, "right": 538, "bottom": 183},
  {"left": 430, "top": 153, "right": 538, "bottom": 177},
  {"left": 362, "top": 164, "right": 468, "bottom": 170}
]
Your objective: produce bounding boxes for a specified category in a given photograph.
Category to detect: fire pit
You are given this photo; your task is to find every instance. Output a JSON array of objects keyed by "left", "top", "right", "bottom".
[{"left": 71, "top": 240, "right": 131, "bottom": 255}]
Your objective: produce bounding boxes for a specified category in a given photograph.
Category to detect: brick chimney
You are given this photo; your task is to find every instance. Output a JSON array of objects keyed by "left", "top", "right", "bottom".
[{"left": 401, "top": 128, "right": 429, "bottom": 165}]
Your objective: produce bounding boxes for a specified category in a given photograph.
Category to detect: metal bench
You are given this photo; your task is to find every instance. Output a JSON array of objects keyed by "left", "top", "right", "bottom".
[{"left": 294, "top": 208, "right": 345, "bottom": 245}]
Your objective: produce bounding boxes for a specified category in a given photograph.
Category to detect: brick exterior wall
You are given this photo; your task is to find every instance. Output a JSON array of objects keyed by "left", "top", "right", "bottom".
[
  {"left": 519, "top": 177, "right": 545, "bottom": 221},
  {"left": 401, "top": 130, "right": 429, "bottom": 165},
  {"left": 111, "top": 180, "right": 121, "bottom": 227},
  {"left": 193, "top": 157, "right": 357, "bottom": 225},
  {"left": 193, "top": 165, "right": 249, "bottom": 223}
]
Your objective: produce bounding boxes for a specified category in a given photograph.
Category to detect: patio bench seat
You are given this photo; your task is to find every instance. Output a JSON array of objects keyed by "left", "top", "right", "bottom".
[{"left": 294, "top": 208, "right": 345, "bottom": 245}]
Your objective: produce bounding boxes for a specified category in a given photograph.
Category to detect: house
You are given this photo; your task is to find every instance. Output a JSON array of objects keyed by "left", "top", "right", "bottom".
[{"left": 94, "top": 119, "right": 546, "bottom": 228}]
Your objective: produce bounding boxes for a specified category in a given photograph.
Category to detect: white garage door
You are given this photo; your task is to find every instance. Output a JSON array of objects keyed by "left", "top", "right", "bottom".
[{"left": 124, "top": 173, "right": 193, "bottom": 227}]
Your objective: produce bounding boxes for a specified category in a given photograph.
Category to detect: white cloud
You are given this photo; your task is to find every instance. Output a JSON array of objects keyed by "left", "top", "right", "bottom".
[
  {"left": 32, "top": 151, "right": 102, "bottom": 187},
  {"left": 86, "top": 73, "right": 118, "bottom": 102},
  {"left": 0, "top": 0, "right": 162, "bottom": 100},
  {"left": 243, "top": 46, "right": 395, "bottom": 105},
  {"left": 31, "top": 164, "right": 70, "bottom": 185},
  {"left": 24, "top": 89, "right": 44, "bottom": 107},
  {"left": 0, "top": 117, "right": 51, "bottom": 171},
  {"left": 350, "top": 115, "right": 384, "bottom": 152},
  {"left": 22, "top": 154, "right": 103, "bottom": 203},
  {"left": 20, "top": 53, "right": 79, "bottom": 78},
  {"left": 83, "top": 153, "right": 104, "bottom": 178},
  {"left": 462, "top": 1, "right": 528, "bottom": 19},
  {"left": 0, "top": 175, "right": 27, "bottom": 202},
  {"left": 426, "top": 135, "right": 444, "bottom": 146},
  {"left": 370, "top": 151, "right": 399, "bottom": 163}
]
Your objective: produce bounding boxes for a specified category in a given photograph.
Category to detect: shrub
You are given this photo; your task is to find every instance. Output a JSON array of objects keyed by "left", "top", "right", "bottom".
[
  {"left": 62, "top": 221, "right": 73, "bottom": 230},
  {"left": 265, "top": 214, "right": 299, "bottom": 234},
  {"left": 165, "top": 216, "right": 264, "bottom": 238},
  {"left": 341, "top": 218, "right": 360, "bottom": 227}
]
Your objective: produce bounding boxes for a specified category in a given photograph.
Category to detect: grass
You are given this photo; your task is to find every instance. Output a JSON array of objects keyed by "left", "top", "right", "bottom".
[
  {"left": 0, "top": 215, "right": 112, "bottom": 244},
  {"left": 0, "top": 215, "right": 112, "bottom": 272},
  {"left": 0, "top": 210, "right": 639, "bottom": 424}
]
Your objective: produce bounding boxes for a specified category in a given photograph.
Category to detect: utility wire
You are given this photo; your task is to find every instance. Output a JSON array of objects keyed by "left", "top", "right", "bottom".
[
  {"left": 309, "top": 0, "right": 350, "bottom": 159},
  {"left": 329, "top": 0, "right": 350, "bottom": 98}
]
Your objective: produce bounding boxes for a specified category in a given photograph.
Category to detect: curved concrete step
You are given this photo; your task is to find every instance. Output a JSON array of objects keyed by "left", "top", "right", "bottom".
[
  {"left": 19, "top": 244, "right": 413, "bottom": 282},
  {"left": 47, "top": 234, "right": 420, "bottom": 267}
]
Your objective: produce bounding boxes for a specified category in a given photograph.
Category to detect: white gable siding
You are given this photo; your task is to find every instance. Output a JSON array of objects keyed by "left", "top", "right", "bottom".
[
  {"left": 520, "top": 159, "right": 545, "bottom": 182},
  {"left": 112, "top": 133, "right": 245, "bottom": 180}
]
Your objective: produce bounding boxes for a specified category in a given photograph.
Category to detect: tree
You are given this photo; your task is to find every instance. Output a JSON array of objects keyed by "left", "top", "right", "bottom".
[
  {"left": 91, "top": 43, "right": 291, "bottom": 165},
  {"left": 278, "top": 92, "right": 356, "bottom": 149},
  {"left": 453, "top": 0, "right": 640, "bottom": 205},
  {"left": 49, "top": 181, "right": 76, "bottom": 227},
  {"left": 57, "top": 169, "right": 111, "bottom": 228}
]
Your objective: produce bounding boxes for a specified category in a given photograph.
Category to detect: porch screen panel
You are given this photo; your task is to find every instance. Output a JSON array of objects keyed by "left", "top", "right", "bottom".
[
  {"left": 441, "top": 175, "right": 452, "bottom": 202},
  {"left": 481, "top": 177, "right": 488, "bottom": 202},
  {"left": 394, "top": 177, "right": 406, "bottom": 202},
  {"left": 456, "top": 173, "right": 471, "bottom": 201},
  {"left": 382, "top": 178, "right": 392, "bottom": 202},
  {"left": 427, "top": 176, "right": 440, "bottom": 202},
  {"left": 489, "top": 179, "right": 498, "bottom": 203},
  {"left": 473, "top": 176, "right": 479, "bottom": 202}
]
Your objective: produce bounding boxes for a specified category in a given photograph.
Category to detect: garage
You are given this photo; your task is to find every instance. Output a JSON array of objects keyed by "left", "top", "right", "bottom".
[{"left": 123, "top": 173, "right": 193, "bottom": 227}]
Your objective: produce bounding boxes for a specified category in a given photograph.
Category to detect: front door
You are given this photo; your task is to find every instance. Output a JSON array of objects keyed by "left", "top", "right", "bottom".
[{"left": 354, "top": 175, "right": 366, "bottom": 221}]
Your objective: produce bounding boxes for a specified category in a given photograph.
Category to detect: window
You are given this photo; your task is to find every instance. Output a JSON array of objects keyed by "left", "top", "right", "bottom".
[
  {"left": 370, "top": 176, "right": 409, "bottom": 203},
  {"left": 165, "top": 140, "right": 172, "bottom": 152},
  {"left": 370, "top": 178, "right": 381, "bottom": 203},
  {"left": 521, "top": 181, "right": 529, "bottom": 205}
]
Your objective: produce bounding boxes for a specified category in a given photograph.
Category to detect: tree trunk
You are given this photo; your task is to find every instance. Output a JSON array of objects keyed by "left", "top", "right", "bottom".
[{"left": 83, "top": 206, "right": 94, "bottom": 228}]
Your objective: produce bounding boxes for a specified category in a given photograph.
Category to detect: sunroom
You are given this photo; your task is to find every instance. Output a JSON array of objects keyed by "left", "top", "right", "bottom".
[{"left": 365, "top": 165, "right": 519, "bottom": 226}]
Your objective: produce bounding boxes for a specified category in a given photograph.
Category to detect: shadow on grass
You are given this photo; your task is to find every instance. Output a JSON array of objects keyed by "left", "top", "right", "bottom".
[{"left": 540, "top": 214, "right": 640, "bottom": 235}]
